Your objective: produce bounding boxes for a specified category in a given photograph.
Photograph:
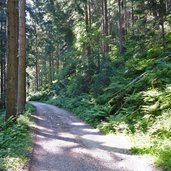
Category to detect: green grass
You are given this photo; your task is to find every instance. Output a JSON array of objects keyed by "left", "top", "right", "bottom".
[
  {"left": 0, "top": 104, "right": 33, "bottom": 171},
  {"left": 130, "top": 136, "right": 171, "bottom": 171}
]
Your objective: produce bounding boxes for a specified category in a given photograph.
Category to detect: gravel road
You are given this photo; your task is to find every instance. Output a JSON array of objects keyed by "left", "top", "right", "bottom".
[{"left": 29, "top": 101, "right": 161, "bottom": 171}]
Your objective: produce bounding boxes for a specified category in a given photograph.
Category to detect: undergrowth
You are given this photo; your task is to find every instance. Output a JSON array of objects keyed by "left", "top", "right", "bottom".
[
  {"left": 0, "top": 104, "right": 33, "bottom": 171},
  {"left": 29, "top": 44, "right": 171, "bottom": 170}
]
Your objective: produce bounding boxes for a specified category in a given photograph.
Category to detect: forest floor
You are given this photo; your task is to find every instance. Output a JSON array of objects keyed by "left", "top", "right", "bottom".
[{"left": 28, "top": 102, "right": 162, "bottom": 171}]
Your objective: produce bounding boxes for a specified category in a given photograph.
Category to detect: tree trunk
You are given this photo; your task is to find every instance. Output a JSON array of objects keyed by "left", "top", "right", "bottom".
[
  {"left": 88, "top": 1, "right": 92, "bottom": 30},
  {"left": 124, "top": 0, "right": 128, "bottom": 37},
  {"left": 0, "top": 20, "right": 6, "bottom": 109},
  {"left": 131, "top": 1, "right": 135, "bottom": 31},
  {"left": 49, "top": 52, "right": 52, "bottom": 84},
  {"left": 159, "top": 0, "right": 166, "bottom": 52},
  {"left": 34, "top": 23, "right": 39, "bottom": 91},
  {"left": 56, "top": 45, "right": 60, "bottom": 74},
  {"left": 6, "top": 0, "right": 18, "bottom": 119},
  {"left": 3, "top": 20, "right": 6, "bottom": 109},
  {"left": 52, "top": 51, "right": 55, "bottom": 81},
  {"left": 85, "top": 0, "right": 91, "bottom": 66},
  {"left": 117, "top": 0, "right": 124, "bottom": 55},
  {"left": 103, "top": 0, "right": 109, "bottom": 53},
  {"left": 35, "top": 55, "right": 39, "bottom": 91},
  {"left": 101, "top": 0, "right": 104, "bottom": 53},
  {"left": 17, "top": 0, "right": 26, "bottom": 113}
]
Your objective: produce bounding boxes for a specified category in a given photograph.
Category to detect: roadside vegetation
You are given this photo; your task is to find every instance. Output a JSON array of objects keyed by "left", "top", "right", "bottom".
[
  {"left": 29, "top": 32, "right": 171, "bottom": 170},
  {"left": 0, "top": 104, "right": 33, "bottom": 171},
  {"left": 1, "top": 0, "right": 170, "bottom": 170}
]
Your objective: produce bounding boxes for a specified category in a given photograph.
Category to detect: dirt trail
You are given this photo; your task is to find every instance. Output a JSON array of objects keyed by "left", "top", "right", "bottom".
[{"left": 29, "top": 101, "right": 161, "bottom": 171}]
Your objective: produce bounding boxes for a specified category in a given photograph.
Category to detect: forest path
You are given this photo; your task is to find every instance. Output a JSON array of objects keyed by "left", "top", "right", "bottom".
[{"left": 29, "top": 101, "right": 161, "bottom": 171}]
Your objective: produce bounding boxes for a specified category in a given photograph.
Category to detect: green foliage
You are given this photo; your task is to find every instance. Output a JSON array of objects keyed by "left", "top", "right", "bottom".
[
  {"left": 156, "top": 148, "right": 171, "bottom": 171},
  {"left": 27, "top": 2, "right": 171, "bottom": 169},
  {"left": 0, "top": 104, "right": 33, "bottom": 171},
  {"left": 29, "top": 38, "right": 171, "bottom": 170},
  {"left": 44, "top": 94, "right": 110, "bottom": 127},
  {"left": 29, "top": 87, "right": 55, "bottom": 102},
  {"left": 99, "top": 84, "right": 171, "bottom": 170},
  {"left": 126, "top": 58, "right": 154, "bottom": 71}
]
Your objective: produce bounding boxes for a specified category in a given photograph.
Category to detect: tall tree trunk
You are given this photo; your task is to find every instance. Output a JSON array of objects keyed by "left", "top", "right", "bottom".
[
  {"left": 131, "top": 1, "right": 135, "bottom": 31},
  {"left": 35, "top": 55, "right": 39, "bottom": 91},
  {"left": 124, "top": 0, "right": 128, "bottom": 37},
  {"left": 0, "top": 21, "right": 4, "bottom": 109},
  {"left": 85, "top": 0, "right": 91, "bottom": 67},
  {"left": 117, "top": 0, "right": 124, "bottom": 55},
  {"left": 103, "top": 0, "right": 109, "bottom": 53},
  {"left": 159, "top": 0, "right": 166, "bottom": 52},
  {"left": 161, "top": 20, "right": 166, "bottom": 51},
  {"left": 101, "top": 0, "right": 105, "bottom": 34},
  {"left": 17, "top": 0, "right": 26, "bottom": 113},
  {"left": 0, "top": 20, "right": 6, "bottom": 109},
  {"left": 49, "top": 52, "right": 52, "bottom": 84},
  {"left": 88, "top": 1, "right": 92, "bottom": 30},
  {"left": 6, "top": 0, "right": 18, "bottom": 119},
  {"left": 3, "top": 20, "right": 6, "bottom": 109},
  {"left": 101, "top": 0, "right": 105, "bottom": 53},
  {"left": 52, "top": 51, "right": 54, "bottom": 81},
  {"left": 56, "top": 45, "right": 60, "bottom": 74},
  {"left": 35, "top": 24, "right": 39, "bottom": 91},
  {"left": 85, "top": 1, "right": 89, "bottom": 32}
]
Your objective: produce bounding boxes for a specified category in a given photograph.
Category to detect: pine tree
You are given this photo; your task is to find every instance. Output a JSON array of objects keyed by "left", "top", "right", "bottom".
[
  {"left": 17, "top": 0, "right": 26, "bottom": 113},
  {"left": 6, "top": 0, "right": 18, "bottom": 119}
]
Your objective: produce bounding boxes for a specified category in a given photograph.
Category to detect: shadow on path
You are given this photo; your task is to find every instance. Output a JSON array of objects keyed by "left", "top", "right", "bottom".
[{"left": 29, "top": 102, "right": 160, "bottom": 171}]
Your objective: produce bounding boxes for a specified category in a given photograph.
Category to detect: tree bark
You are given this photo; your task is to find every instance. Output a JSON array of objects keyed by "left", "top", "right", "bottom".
[
  {"left": 85, "top": 0, "right": 91, "bottom": 66},
  {"left": 131, "top": 1, "right": 135, "bottom": 30},
  {"left": 35, "top": 55, "right": 39, "bottom": 91},
  {"left": 103, "top": 0, "right": 109, "bottom": 53},
  {"left": 117, "top": 0, "right": 124, "bottom": 55},
  {"left": 6, "top": 0, "right": 18, "bottom": 119},
  {"left": 49, "top": 52, "right": 52, "bottom": 84},
  {"left": 0, "top": 20, "right": 6, "bottom": 109},
  {"left": 0, "top": 21, "right": 4, "bottom": 109},
  {"left": 88, "top": 1, "right": 92, "bottom": 30},
  {"left": 35, "top": 24, "right": 39, "bottom": 91},
  {"left": 52, "top": 51, "right": 54, "bottom": 81},
  {"left": 159, "top": 0, "right": 166, "bottom": 52},
  {"left": 17, "top": 0, "right": 26, "bottom": 113}
]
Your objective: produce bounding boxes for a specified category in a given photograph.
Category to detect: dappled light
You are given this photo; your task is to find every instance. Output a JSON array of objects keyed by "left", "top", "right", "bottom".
[
  {"left": 29, "top": 102, "right": 160, "bottom": 171},
  {"left": 0, "top": 0, "right": 171, "bottom": 170}
]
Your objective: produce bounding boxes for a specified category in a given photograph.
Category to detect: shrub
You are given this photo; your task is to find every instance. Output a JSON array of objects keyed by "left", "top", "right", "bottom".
[{"left": 0, "top": 104, "right": 33, "bottom": 171}]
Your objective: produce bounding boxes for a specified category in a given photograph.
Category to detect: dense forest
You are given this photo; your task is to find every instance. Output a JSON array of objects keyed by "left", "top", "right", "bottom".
[{"left": 0, "top": 0, "right": 171, "bottom": 170}]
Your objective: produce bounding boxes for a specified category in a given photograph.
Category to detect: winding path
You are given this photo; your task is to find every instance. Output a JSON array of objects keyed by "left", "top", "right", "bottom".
[{"left": 29, "top": 101, "right": 161, "bottom": 171}]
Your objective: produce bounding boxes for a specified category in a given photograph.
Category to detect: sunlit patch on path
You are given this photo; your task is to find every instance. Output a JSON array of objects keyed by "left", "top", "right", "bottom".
[{"left": 29, "top": 102, "right": 162, "bottom": 171}]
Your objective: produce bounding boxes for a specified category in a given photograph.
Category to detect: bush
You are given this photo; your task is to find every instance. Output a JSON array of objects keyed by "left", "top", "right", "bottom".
[
  {"left": 0, "top": 104, "right": 33, "bottom": 171},
  {"left": 28, "top": 41, "right": 171, "bottom": 171}
]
